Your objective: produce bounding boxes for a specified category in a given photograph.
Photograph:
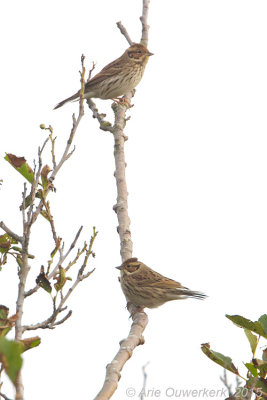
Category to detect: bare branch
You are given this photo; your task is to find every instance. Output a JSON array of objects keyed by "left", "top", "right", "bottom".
[
  {"left": 23, "top": 228, "right": 96, "bottom": 332},
  {"left": 220, "top": 369, "right": 233, "bottom": 397},
  {"left": 140, "top": 0, "right": 150, "bottom": 46},
  {"left": 0, "top": 221, "right": 22, "bottom": 243},
  {"left": 39, "top": 137, "right": 50, "bottom": 154},
  {"left": 14, "top": 170, "right": 39, "bottom": 399},
  {"left": 112, "top": 94, "right": 134, "bottom": 262},
  {"left": 61, "top": 226, "right": 84, "bottom": 261},
  {"left": 139, "top": 362, "right": 149, "bottom": 400},
  {"left": 87, "top": 61, "right": 96, "bottom": 82},
  {"left": 116, "top": 21, "right": 133, "bottom": 45},
  {"left": 86, "top": 99, "right": 113, "bottom": 132},
  {"left": 42, "top": 200, "right": 58, "bottom": 244},
  {"left": 94, "top": 3, "right": 151, "bottom": 399},
  {"left": 86, "top": 3, "right": 151, "bottom": 399},
  {"left": 24, "top": 226, "right": 83, "bottom": 298},
  {"left": 0, "top": 392, "right": 12, "bottom": 400},
  {"left": 49, "top": 59, "right": 85, "bottom": 182},
  {"left": 49, "top": 127, "right": 57, "bottom": 169},
  {"left": 52, "top": 310, "right": 72, "bottom": 327},
  {"left": 23, "top": 263, "right": 94, "bottom": 332},
  {"left": 22, "top": 310, "right": 72, "bottom": 331},
  {"left": 93, "top": 311, "right": 148, "bottom": 400},
  {"left": 27, "top": 138, "right": 50, "bottom": 227},
  {"left": 57, "top": 267, "right": 95, "bottom": 308},
  {"left": 77, "top": 226, "right": 98, "bottom": 276}
]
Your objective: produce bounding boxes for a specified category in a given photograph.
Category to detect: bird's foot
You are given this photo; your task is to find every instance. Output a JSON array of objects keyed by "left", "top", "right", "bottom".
[{"left": 112, "top": 96, "right": 132, "bottom": 108}]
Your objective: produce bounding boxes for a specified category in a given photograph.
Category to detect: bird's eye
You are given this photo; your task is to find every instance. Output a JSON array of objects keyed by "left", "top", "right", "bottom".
[
  {"left": 126, "top": 264, "right": 140, "bottom": 272},
  {"left": 137, "top": 50, "right": 142, "bottom": 54}
]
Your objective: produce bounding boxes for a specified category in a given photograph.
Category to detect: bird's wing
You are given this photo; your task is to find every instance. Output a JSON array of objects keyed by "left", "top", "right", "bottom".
[
  {"left": 131, "top": 268, "right": 184, "bottom": 289},
  {"left": 85, "top": 56, "right": 124, "bottom": 90}
]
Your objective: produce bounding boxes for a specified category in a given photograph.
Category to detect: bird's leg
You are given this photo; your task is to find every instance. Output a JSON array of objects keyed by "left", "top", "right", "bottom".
[
  {"left": 126, "top": 302, "right": 144, "bottom": 317},
  {"left": 112, "top": 96, "right": 132, "bottom": 108}
]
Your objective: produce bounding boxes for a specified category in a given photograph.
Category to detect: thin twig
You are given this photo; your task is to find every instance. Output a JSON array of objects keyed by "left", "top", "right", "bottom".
[
  {"left": 7, "top": 55, "right": 88, "bottom": 400},
  {"left": 116, "top": 21, "right": 133, "bottom": 45},
  {"left": 52, "top": 310, "right": 72, "bottom": 327},
  {"left": 220, "top": 369, "right": 233, "bottom": 397},
  {"left": 22, "top": 310, "right": 72, "bottom": 331},
  {"left": 23, "top": 228, "right": 96, "bottom": 331},
  {"left": 0, "top": 221, "right": 22, "bottom": 243},
  {"left": 24, "top": 226, "right": 83, "bottom": 298},
  {"left": 87, "top": 61, "right": 96, "bottom": 82},
  {"left": 49, "top": 59, "right": 85, "bottom": 182},
  {"left": 139, "top": 362, "right": 149, "bottom": 400},
  {"left": 86, "top": 99, "right": 113, "bottom": 132},
  {"left": 0, "top": 392, "right": 12, "bottom": 400},
  {"left": 23, "top": 264, "right": 94, "bottom": 332},
  {"left": 42, "top": 200, "right": 58, "bottom": 244},
  {"left": 28, "top": 138, "right": 50, "bottom": 226}
]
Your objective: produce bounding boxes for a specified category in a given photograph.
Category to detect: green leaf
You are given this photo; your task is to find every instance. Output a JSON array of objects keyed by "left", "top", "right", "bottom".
[
  {"left": 16, "top": 256, "right": 23, "bottom": 269},
  {"left": 247, "top": 377, "right": 267, "bottom": 397},
  {"left": 21, "top": 336, "right": 41, "bottom": 352},
  {"left": 26, "top": 337, "right": 41, "bottom": 349},
  {"left": 0, "top": 337, "right": 23, "bottom": 383},
  {"left": 244, "top": 329, "right": 258, "bottom": 354},
  {"left": 226, "top": 315, "right": 267, "bottom": 339},
  {"left": 5, "top": 153, "right": 34, "bottom": 183},
  {"left": 252, "top": 359, "right": 267, "bottom": 378},
  {"left": 258, "top": 363, "right": 267, "bottom": 379},
  {"left": 201, "top": 343, "right": 239, "bottom": 375},
  {"left": 245, "top": 362, "right": 259, "bottom": 377},
  {"left": 0, "top": 305, "right": 9, "bottom": 320},
  {"left": 41, "top": 165, "right": 51, "bottom": 190},
  {"left": 259, "top": 315, "right": 267, "bottom": 336},
  {"left": 0, "top": 234, "right": 17, "bottom": 254},
  {"left": 54, "top": 266, "right": 67, "bottom": 292},
  {"left": 36, "top": 272, "right": 52, "bottom": 293}
]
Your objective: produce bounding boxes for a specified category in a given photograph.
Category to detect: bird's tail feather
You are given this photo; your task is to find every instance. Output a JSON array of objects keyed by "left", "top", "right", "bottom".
[
  {"left": 177, "top": 289, "right": 207, "bottom": 300},
  {"left": 183, "top": 290, "right": 207, "bottom": 300},
  {"left": 54, "top": 92, "right": 79, "bottom": 110}
]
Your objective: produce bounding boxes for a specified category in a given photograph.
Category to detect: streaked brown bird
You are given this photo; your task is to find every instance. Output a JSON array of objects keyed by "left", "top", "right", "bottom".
[
  {"left": 116, "top": 258, "right": 206, "bottom": 309},
  {"left": 54, "top": 43, "right": 153, "bottom": 109}
]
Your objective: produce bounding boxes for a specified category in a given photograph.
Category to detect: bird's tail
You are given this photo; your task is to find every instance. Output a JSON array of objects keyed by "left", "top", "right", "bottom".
[
  {"left": 54, "top": 91, "right": 79, "bottom": 110},
  {"left": 182, "top": 289, "right": 207, "bottom": 300}
]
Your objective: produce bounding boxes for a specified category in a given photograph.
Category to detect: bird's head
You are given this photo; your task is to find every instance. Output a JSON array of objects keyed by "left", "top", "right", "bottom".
[
  {"left": 116, "top": 257, "right": 141, "bottom": 275},
  {"left": 126, "top": 43, "right": 153, "bottom": 65}
]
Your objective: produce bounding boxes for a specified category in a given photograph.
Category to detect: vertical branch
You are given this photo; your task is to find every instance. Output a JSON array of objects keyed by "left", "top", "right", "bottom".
[
  {"left": 139, "top": 362, "right": 149, "bottom": 399},
  {"left": 15, "top": 166, "right": 41, "bottom": 400},
  {"left": 140, "top": 0, "right": 150, "bottom": 45},
  {"left": 49, "top": 54, "right": 85, "bottom": 181},
  {"left": 112, "top": 98, "right": 134, "bottom": 262},
  {"left": 11, "top": 56, "right": 87, "bottom": 400},
  {"left": 93, "top": 1, "right": 151, "bottom": 399},
  {"left": 112, "top": 1, "right": 151, "bottom": 263}
]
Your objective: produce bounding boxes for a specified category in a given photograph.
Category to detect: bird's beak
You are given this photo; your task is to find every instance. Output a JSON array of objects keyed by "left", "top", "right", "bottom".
[
  {"left": 115, "top": 265, "right": 122, "bottom": 270},
  {"left": 147, "top": 51, "right": 154, "bottom": 56}
]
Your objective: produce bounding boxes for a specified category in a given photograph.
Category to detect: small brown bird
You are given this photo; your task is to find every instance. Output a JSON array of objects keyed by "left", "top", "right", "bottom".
[
  {"left": 116, "top": 258, "right": 206, "bottom": 309},
  {"left": 54, "top": 43, "right": 153, "bottom": 109}
]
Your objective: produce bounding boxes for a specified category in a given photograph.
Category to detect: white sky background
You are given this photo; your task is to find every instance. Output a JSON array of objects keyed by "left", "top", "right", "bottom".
[{"left": 1, "top": 0, "right": 267, "bottom": 399}]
